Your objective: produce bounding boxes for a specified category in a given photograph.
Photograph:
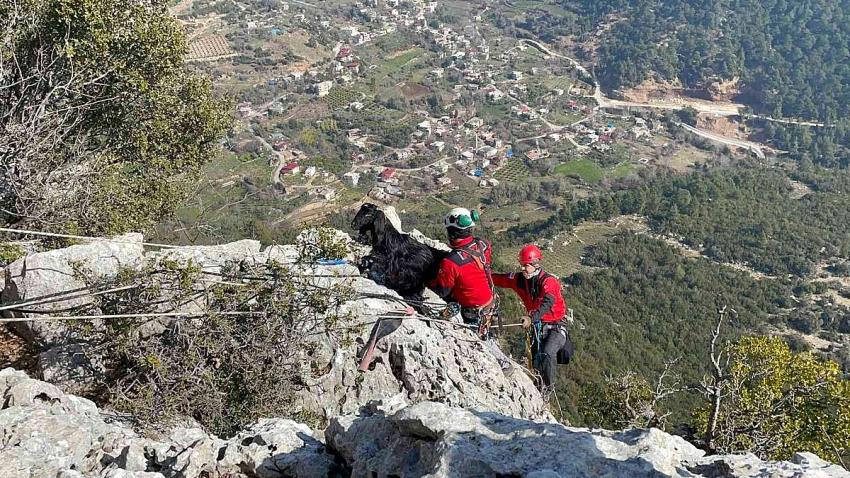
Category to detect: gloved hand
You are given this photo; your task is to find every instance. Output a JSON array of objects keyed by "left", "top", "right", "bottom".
[{"left": 521, "top": 315, "right": 532, "bottom": 329}]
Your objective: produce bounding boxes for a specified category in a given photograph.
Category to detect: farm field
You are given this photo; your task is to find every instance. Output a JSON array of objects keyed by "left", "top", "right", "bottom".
[
  {"left": 187, "top": 35, "right": 235, "bottom": 61},
  {"left": 495, "top": 158, "right": 531, "bottom": 181},
  {"left": 553, "top": 158, "right": 604, "bottom": 183},
  {"left": 497, "top": 221, "right": 625, "bottom": 277}
]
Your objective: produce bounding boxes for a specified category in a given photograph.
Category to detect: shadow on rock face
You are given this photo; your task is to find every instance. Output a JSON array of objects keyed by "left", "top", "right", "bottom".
[{"left": 326, "top": 401, "right": 705, "bottom": 478}]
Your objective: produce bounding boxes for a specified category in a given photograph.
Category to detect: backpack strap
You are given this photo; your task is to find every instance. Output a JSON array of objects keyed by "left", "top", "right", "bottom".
[{"left": 457, "top": 238, "right": 495, "bottom": 295}]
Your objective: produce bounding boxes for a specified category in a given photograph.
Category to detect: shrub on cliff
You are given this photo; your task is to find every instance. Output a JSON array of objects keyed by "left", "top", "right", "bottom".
[{"left": 0, "top": 0, "right": 230, "bottom": 235}]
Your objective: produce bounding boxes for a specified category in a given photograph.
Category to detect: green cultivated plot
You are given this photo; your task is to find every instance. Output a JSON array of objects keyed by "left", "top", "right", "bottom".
[
  {"left": 495, "top": 159, "right": 531, "bottom": 181},
  {"left": 610, "top": 161, "right": 641, "bottom": 178},
  {"left": 554, "top": 159, "right": 604, "bottom": 183}
]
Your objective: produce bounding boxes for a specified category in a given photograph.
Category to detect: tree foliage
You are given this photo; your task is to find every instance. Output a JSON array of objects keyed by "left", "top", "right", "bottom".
[
  {"left": 694, "top": 336, "right": 850, "bottom": 463},
  {"left": 0, "top": 0, "right": 230, "bottom": 235},
  {"left": 553, "top": 0, "right": 850, "bottom": 162},
  {"left": 510, "top": 167, "right": 850, "bottom": 276}
]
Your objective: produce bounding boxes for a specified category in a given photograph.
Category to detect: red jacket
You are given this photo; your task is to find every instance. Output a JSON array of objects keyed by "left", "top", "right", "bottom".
[
  {"left": 429, "top": 236, "right": 494, "bottom": 308},
  {"left": 492, "top": 270, "right": 566, "bottom": 324}
]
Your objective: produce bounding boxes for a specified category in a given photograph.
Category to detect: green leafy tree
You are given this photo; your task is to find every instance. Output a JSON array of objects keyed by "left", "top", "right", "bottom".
[
  {"left": 0, "top": 0, "right": 230, "bottom": 235},
  {"left": 695, "top": 336, "right": 850, "bottom": 463}
]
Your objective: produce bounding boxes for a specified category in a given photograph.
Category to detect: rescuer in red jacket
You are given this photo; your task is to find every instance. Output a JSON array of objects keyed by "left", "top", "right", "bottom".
[
  {"left": 493, "top": 244, "right": 570, "bottom": 394},
  {"left": 429, "top": 207, "right": 496, "bottom": 325}
]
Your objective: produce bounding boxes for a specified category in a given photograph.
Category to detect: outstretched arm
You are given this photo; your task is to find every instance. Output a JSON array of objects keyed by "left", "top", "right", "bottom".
[{"left": 492, "top": 272, "right": 518, "bottom": 290}]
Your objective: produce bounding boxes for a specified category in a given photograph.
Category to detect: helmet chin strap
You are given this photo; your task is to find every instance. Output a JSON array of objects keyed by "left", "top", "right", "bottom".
[{"left": 522, "top": 266, "right": 541, "bottom": 279}]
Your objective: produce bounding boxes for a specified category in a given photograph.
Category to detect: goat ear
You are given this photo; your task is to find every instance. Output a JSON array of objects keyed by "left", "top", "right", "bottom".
[{"left": 372, "top": 211, "right": 387, "bottom": 238}]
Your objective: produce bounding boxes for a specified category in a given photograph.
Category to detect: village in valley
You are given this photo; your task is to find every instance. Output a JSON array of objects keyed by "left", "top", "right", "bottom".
[{"left": 164, "top": 0, "right": 754, "bottom": 243}]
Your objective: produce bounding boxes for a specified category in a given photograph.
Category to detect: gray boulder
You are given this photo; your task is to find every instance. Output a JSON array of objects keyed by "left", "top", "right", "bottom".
[
  {"left": 295, "top": 272, "right": 550, "bottom": 422},
  {"left": 218, "top": 418, "right": 340, "bottom": 478},
  {"left": 2, "top": 233, "right": 145, "bottom": 346},
  {"left": 326, "top": 401, "right": 704, "bottom": 478},
  {"left": 326, "top": 400, "right": 850, "bottom": 478},
  {"left": 0, "top": 369, "right": 341, "bottom": 478},
  {"left": 688, "top": 452, "right": 850, "bottom": 477}
]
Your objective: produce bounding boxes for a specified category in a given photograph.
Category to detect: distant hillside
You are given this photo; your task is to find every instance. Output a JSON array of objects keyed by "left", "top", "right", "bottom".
[{"left": 558, "top": 0, "right": 850, "bottom": 125}]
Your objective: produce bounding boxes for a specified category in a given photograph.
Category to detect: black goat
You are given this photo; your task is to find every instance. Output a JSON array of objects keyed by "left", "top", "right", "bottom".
[{"left": 351, "top": 203, "right": 448, "bottom": 305}]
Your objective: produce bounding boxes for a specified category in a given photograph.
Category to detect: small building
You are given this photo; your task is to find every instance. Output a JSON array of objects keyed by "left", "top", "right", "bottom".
[
  {"left": 431, "top": 141, "right": 446, "bottom": 152},
  {"left": 526, "top": 150, "right": 545, "bottom": 161},
  {"left": 281, "top": 162, "right": 300, "bottom": 175},
  {"left": 379, "top": 168, "right": 397, "bottom": 182},
  {"left": 484, "top": 86, "right": 504, "bottom": 102},
  {"left": 509, "top": 70, "right": 523, "bottom": 81},
  {"left": 317, "top": 187, "right": 337, "bottom": 200},
  {"left": 436, "top": 176, "right": 452, "bottom": 186},
  {"left": 349, "top": 101, "right": 365, "bottom": 111},
  {"left": 336, "top": 47, "right": 354, "bottom": 62},
  {"left": 481, "top": 146, "right": 498, "bottom": 158},
  {"left": 314, "top": 81, "right": 334, "bottom": 97},
  {"left": 343, "top": 172, "right": 360, "bottom": 186},
  {"left": 304, "top": 166, "right": 317, "bottom": 178},
  {"left": 466, "top": 117, "right": 484, "bottom": 129}
]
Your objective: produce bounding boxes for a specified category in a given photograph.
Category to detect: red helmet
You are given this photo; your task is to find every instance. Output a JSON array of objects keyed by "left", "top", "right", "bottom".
[{"left": 518, "top": 245, "right": 543, "bottom": 265}]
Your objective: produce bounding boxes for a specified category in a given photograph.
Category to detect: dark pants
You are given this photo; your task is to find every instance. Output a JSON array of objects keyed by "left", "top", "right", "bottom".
[{"left": 535, "top": 323, "right": 567, "bottom": 388}]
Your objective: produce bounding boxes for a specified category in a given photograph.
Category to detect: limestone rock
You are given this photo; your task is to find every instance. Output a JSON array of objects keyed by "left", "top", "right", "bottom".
[
  {"left": 327, "top": 401, "right": 850, "bottom": 478},
  {"left": 688, "top": 451, "right": 850, "bottom": 478},
  {"left": 218, "top": 418, "right": 339, "bottom": 478},
  {"left": 2, "top": 233, "right": 145, "bottom": 346},
  {"left": 148, "top": 240, "right": 263, "bottom": 273},
  {"left": 0, "top": 369, "right": 341, "bottom": 478},
  {"left": 295, "top": 272, "right": 550, "bottom": 422}
]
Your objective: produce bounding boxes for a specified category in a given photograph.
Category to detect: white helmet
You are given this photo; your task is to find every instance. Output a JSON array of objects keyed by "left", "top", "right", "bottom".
[{"left": 444, "top": 207, "right": 476, "bottom": 229}]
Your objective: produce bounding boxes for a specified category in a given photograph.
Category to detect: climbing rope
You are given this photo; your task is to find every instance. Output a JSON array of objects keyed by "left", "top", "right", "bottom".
[
  {"left": 0, "top": 227, "right": 179, "bottom": 248},
  {"left": 0, "top": 311, "right": 265, "bottom": 323}
]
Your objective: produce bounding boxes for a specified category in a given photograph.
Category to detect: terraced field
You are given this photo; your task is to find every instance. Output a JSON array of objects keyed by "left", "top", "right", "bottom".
[
  {"left": 187, "top": 35, "right": 235, "bottom": 61},
  {"left": 498, "top": 222, "right": 625, "bottom": 277},
  {"left": 325, "top": 88, "right": 360, "bottom": 110},
  {"left": 495, "top": 158, "right": 531, "bottom": 181}
]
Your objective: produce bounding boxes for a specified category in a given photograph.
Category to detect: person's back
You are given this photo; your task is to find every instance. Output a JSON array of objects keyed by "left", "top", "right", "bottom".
[
  {"left": 434, "top": 235, "right": 493, "bottom": 309},
  {"left": 429, "top": 208, "right": 496, "bottom": 324}
]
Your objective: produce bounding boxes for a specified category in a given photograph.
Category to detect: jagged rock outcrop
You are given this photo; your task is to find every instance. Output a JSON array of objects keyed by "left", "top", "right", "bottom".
[
  {"left": 0, "top": 229, "right": 550, "bottom": 420},
  {"left": 327, "top": 401, "right": 850, "bottom": 478},
  {"left": 0, "top": 368, "right": 340, "bottom": 478},
  {"left": 2, "top": 233, "right": 146, "bottom": 346},
  {"left": 2, "top": 371, "right": 847, "bottom": 478}
]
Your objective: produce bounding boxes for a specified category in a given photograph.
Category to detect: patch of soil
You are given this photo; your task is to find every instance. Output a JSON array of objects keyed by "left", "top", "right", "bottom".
[
  {"left": 400, "top": 82, "right": 431, "bottom": 100},
  {"left": 695, "top": 114, "right": 748, "bottom": 140},
  {"left": 287, "top": 101, "right": 330, "bottom": 121},
  {"left": 0, "top": 325, "right": 38, "bottom": 372},
  {"left": 614, "top": 77, "right": 684, "bottom": 103}
]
